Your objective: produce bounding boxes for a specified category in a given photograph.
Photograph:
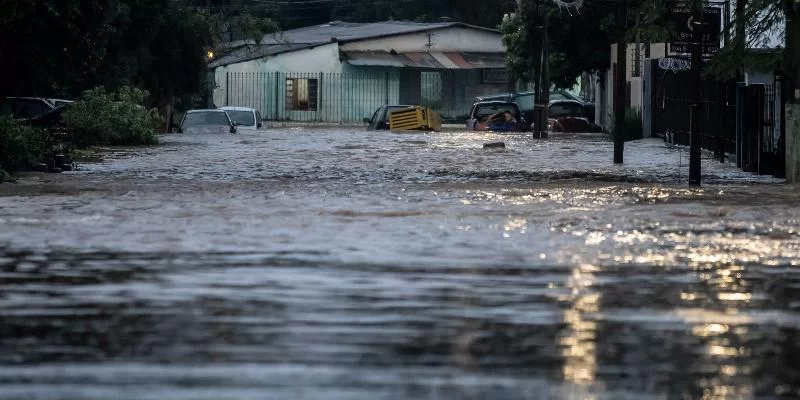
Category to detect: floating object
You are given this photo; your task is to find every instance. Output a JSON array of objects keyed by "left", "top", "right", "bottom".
[
  {"left": 388, "top": 106, "right": 442, "bottom": 132},
  {"left": 483, "top": 142, "right": 506, "bottom": 149}
]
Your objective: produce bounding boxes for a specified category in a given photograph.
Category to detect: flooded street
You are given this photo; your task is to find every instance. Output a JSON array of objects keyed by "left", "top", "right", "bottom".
[{"left": 1, "top": 128, "right": 799, "bottom": 400}]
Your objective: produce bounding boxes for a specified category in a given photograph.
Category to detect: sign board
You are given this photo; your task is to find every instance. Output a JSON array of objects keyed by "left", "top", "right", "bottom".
[{"left": 667, "top": 3, "right": 722, "bottom": 57}]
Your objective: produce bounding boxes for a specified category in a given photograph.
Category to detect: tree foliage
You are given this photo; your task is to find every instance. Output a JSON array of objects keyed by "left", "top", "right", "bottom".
[
  {"left": 501, "top": 1, "right": 617, "bottom": 88},
  {"left": 0, "top": 0, "right": 213, "bottom": 104},
  {"left": 63, "top": 86, "right": 161, "bottom": 146}
]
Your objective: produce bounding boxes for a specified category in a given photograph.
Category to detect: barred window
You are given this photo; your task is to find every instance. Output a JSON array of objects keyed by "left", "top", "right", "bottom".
[{"left": 285, "top": 78, "right": 318, "bottom": 111}]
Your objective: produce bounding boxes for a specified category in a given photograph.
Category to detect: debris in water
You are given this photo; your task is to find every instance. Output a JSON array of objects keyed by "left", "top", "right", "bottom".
[{"left": 483, "top": 142, "right": 505, "bottom": 149}]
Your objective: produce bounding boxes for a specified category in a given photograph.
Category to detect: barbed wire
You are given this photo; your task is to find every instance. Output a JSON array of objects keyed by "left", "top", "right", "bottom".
[{"left": 658, "top": 57, "right": 691, "bottom": 73}]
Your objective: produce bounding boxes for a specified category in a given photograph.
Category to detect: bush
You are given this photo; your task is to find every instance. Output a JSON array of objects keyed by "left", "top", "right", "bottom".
[
  {"left": 623, "top": 107, "right": 643, "bottom": 141},
  {"left": 610, "top": 107, "right": 643, "bottom": 141},
  {"left": 64, "top": 86, "right": 161, "bottom": 147},
  {"left": 0, "top": 118, "right": 54, "bottom": 173}
]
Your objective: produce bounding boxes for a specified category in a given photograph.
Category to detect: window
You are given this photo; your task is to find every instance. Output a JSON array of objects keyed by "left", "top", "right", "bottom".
[
  {"left": 226, "top": 110, "right": 255, "bottom": 127},
  {"left": 514, "top": 94, "right": 535, "bottom": 111},
  {"left": 14, "top": 99, "right": 47, "bottom": 119},
  {"left": 182, "top": 111, "right": 231, "bottom": 127},
  {"left": 549, "top": 102, "right": 584, "bottom": 118},
  {"left": 285, "top": 78, "right": 318, "bottom": 111}
]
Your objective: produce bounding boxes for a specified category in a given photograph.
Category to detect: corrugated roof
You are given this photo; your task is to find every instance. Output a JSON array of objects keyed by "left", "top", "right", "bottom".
[
  {"left": 228, "top": 20, "right": 499, "bottom": 48},
  {"left": 208, "top": 43, "right": 314, "bottom": 68},
  {"left": 341, "top": 51, "right": 506, "bottom": 69},
  {"left": 211, "top": 20, "right": 501, "bottom": 68}
]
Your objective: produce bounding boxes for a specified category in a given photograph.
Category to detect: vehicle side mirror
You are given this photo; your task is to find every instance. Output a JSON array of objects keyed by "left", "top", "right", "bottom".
[{"left": 230, "top": 125, "right": 236, "bottom": 134}]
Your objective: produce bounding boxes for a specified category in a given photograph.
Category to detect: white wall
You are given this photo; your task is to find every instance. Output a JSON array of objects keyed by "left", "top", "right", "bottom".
[
  {"left": 213, "top": 43, "right": 342, "bottom": 107},
  {"left": 340, "top": 27, "right": 503, "bottom": 53}
]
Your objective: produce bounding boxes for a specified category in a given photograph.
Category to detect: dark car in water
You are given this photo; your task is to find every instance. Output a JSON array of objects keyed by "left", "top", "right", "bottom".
[
  {"left": 547, "top": 100, "right": 603, "bottom": 133},
  {"left": 1, "top": 97, "right": 61, "bottom": 120},
  {"left": 466, "top": 101, "right": 531, "bottom": 132},
  {"left": 179, "top": 109, "right": 237, "bottom": 134},
  {"left": 475, "top": 90, "right": 595, "bottom": 122},
  {"left": 24, "top": 103, "right": 72, "bottom": 139},
  {"left": 364, "top": 105, "right": 414, "bottom": 130}
]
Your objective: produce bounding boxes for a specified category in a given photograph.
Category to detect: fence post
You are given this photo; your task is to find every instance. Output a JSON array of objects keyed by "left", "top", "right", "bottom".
[
  {"left": 274, "top": 73, "right": 280, "bottom": 121},
  {"left": 225, "top": 72, "right": 230, "bottom": 107},
  {"left": 385, "top": 71, "right": 390, "bottom": 105}
]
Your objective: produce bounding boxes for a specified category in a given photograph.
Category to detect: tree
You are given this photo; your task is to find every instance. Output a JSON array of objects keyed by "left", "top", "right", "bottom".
[
  {"left": 0, "top": 0, "right": 214, "bottom": 105},
  {"left": 501, "top": 0, "right": 618, "bottom": 89}
]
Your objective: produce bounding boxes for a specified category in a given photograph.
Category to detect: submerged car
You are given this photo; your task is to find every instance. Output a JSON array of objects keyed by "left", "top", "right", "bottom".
[
  {"left": 364, "top": 105, "right": 414, "bottom": 130},
  {"left": 0, "top": 97, "right": 60, "bottom": 119},
  {"left": 467, "top": 101, "right": 531, "bottom": 132},
  {"left": 547, "top": 100, "right": 603, "bottom": 133},
  {"left": 24, "top": 103, "right": 72, "bottom": 140},
  {"left": 179, "top": 109, "right": 237, "bottom": 134},
  {"left": 219, "top": 106, "right": 262, "bottom": 132},
  {"left": 475, "top": 90, "right": 595, "bottom": 121}
]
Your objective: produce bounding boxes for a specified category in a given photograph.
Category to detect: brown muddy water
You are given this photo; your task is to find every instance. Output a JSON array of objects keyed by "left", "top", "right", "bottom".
[{"left": 0, "top": 128, "right": 799, "bottom": 400}]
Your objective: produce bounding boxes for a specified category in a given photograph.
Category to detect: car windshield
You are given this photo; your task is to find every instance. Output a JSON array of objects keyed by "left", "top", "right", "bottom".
[
  {"left": 514, "top": 94, "right": 535, "bottom": 111},
  {"left": 182, "top": 111, "right": 230, "bottom": 127},
  {"left": 474, "top": 104, "right": 519, "bottom": 119},
  {"left": 225, "top": 110, "right": 255, "bottom": 126},
  {"left": 549, "top": 102, "right": 584, "bottom": 117}
]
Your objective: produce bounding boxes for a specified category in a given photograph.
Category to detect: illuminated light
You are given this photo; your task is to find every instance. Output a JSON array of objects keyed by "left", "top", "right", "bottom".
[
  {"left": 207, "top": 50, "right": 214, "bottom": 59},
  {"left": 717, "top": 293, "right": 752, "bottom": 302},
  {"left": 692, "top": 323, "right": 729, "bottom": 337},
  {"left": 585, "top": 232, "right": 606, "bottom": 245},
  {"left": 720, "top": 365, "right": 738, "bottom": 376},
  {"left": 708, "top": 345, "right": 739, "bottom": 356},
  {"left": 681, "top": 292, "right": 698, "bottom": 301}
]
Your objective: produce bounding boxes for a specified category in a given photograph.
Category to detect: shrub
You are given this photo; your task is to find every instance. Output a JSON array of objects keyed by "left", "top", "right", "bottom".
[
  {"left": 609, "top": 107, "right": 644, "bottom": 142},
  {"left": 0, "top": 118, "right": 54, "bottom": 173},
  {"left": 623, "top": 107, "right": 643, "bottom": 141},
  {"left": 64, "top": 86, "right": 161, "bottom": 147}
]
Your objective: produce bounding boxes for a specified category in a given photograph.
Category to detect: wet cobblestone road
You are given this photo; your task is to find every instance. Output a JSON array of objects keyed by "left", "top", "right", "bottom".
[{"left": 0, "top": 128, "right": 799, "bottom": 399}]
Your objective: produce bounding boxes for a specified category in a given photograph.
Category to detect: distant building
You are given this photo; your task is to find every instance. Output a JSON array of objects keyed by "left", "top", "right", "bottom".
[{"left": 208, "top": 20, "right": 510, "bottom": 122}]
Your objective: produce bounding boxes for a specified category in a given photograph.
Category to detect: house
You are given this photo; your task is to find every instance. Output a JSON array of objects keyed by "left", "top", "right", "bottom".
[{"left": 208, "top": 20, "right": 510, "bottom": 123}]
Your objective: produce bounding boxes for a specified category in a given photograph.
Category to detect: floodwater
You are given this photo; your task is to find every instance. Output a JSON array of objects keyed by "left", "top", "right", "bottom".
[{"left": 1, "top": 128, "right": 799, "bottom": 400}]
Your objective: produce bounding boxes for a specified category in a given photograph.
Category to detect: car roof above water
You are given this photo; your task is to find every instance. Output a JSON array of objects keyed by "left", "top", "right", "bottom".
[
  {"left": 188, "top": 109, "right": 228, "bottom": 113},
  {"left": 219, "top": 106, "right": 257, "bottom": 112}
]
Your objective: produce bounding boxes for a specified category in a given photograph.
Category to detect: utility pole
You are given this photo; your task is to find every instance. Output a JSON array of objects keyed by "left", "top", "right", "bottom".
[
  {"left": 613, "top": 0, "right": 627, "bottom": 163},
  {"left": 688, "top": 0, "right": 704, "bottom": 185},
  {"left": 785, "top": 0, "right": 800, "bottom": 182},
  {"left": 539, "top": 9, "right": 550, "bottom": 137}
]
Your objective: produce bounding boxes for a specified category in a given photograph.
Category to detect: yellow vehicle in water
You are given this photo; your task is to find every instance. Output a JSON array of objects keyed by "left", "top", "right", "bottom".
[
  {"left": 364, "top": 105, "right": 441, "bottom": 132},
  {"left": 388, "top": 106, "right": 441, "bottom": 132}
]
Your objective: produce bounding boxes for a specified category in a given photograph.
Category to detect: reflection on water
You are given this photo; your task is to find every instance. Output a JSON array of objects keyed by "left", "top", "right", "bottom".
[
  {"left": 0, "top": 129, "right": 799, "bottom": 399},
  {"left": 562, "top": 265, "right": 599, "bottom": 387}
]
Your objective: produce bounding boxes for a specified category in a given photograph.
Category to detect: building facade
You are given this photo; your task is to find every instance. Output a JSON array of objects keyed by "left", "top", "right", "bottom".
[{"left": 208, "top": 21, "right": 511, "bottom": 122}]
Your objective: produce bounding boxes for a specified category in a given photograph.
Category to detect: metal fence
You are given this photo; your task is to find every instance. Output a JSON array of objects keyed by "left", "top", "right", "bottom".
[
  {"left": 650, "top": 59, "right": 784, "bottom": 177},
  {"left": 223, "top": 71, "right": 508, "bottom": 124},
  {"left": 225, "top": 72, "right": 398, "bottom": 123}
]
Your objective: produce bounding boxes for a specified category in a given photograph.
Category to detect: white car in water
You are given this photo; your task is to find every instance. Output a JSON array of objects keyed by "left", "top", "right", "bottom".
[
  {"left": 219, "top": 106, "right": 263, "bottom": 132},
  {"left": 179, "top": 109, "right": 237, "bottom": 134}
]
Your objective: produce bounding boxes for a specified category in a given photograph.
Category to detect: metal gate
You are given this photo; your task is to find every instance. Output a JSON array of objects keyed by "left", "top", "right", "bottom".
[
  {"left": 650, "top": 59, "right": 784, "bottom": 177},
  {"left": 650, "top": 59, "right": 736, "bottom": 157}
]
